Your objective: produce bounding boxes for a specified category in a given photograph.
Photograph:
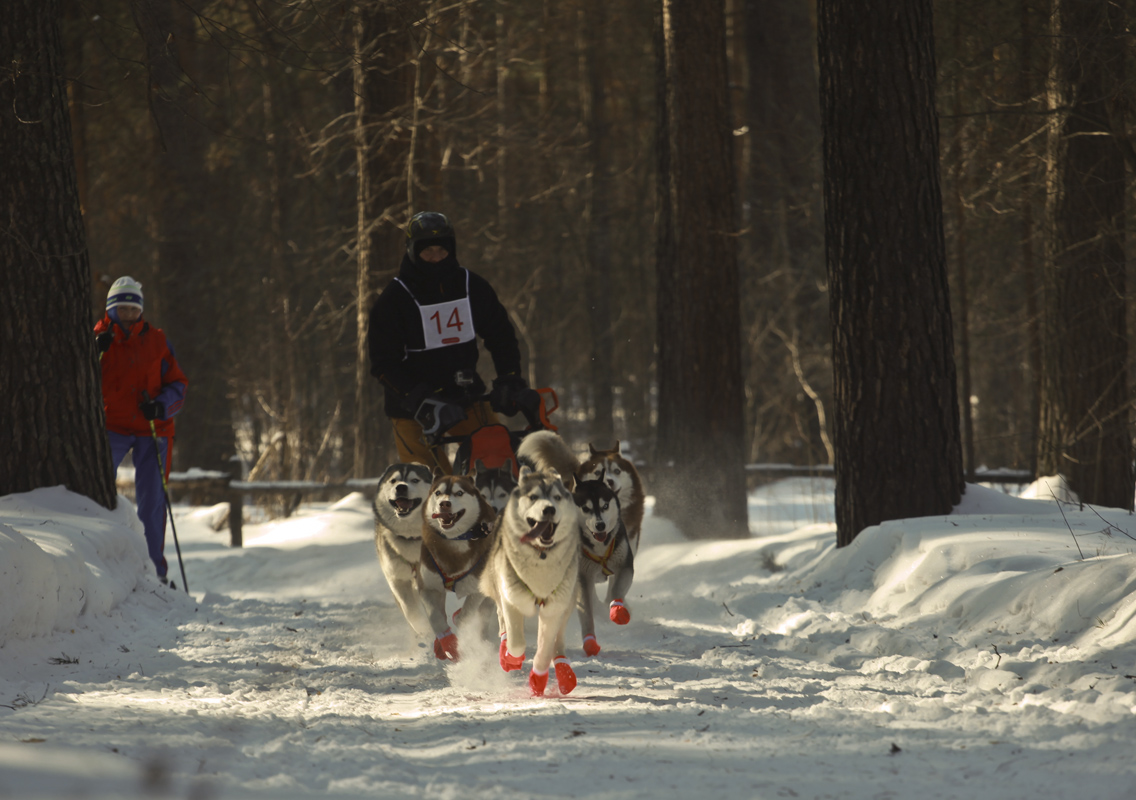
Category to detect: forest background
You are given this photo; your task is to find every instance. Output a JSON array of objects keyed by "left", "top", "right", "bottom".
[{"left": 4, "top": 0, "right": 1133, "bottom": 539}]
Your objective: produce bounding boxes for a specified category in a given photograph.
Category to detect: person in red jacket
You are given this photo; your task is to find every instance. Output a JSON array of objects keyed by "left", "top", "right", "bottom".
[{"left": 94, "top": 277, "right": 188, "bottom": 585}]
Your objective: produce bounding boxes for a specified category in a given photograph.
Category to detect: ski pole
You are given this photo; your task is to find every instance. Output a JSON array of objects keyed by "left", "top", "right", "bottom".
[{"left": 144, "top": 393, "right": 188, "bottom": 593}]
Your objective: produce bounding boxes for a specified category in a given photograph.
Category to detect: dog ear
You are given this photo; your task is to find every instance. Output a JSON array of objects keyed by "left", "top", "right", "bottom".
[
  {"left": 519, "top": 464, "right": 533, "bottom": 479},
  {"left": 474, "top": 459, "right": 486, "bottom": 473},
  {"left": 614, "top": 440, "right": 622, "bottom": 454},
  {"left": 431, "top": 466, "right": 445, "bottom": 481},
  {"left": 501, "top": 458, "right": 513, "bottom": 475},
  {"left": 588, "top": 443, "right": 598, "bottom": 456}
]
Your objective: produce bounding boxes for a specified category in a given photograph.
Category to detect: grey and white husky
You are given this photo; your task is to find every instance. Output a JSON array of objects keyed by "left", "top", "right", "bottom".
[
  {"left": 573, "top": 479, "right": 634, "bottom": 657},
  {"left": 480, "top": 465, "right": 581, "bottom": 696},
  {"left": 420, "top": 471, "right": 497, "bottom": 661},
  {"left": 373, "top": 463, "right": 434, "bottom": 637},
  {"left": 578, "top": 441, "right": 646, "bottom": 553},
  {"left": 516, "top": 429, "right": 580, "bottom": 491},
  {"left": 473, "top": 458, "right": 516, "bottom": 514}
]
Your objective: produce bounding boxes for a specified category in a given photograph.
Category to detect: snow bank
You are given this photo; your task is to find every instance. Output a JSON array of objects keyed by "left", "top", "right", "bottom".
[{"left": 0, "top": 487, "right": 148, "bottom": 647}]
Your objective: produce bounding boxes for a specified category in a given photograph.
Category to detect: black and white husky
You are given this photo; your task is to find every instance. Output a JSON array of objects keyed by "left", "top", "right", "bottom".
[
  {"left": 420, "top": 471, "right": 497, "bottom": 661},
  {"left": 473, "top": 458, "right": 516, "bottom": 514},
  {"left": 372, "top": 463, "right": 434, "bottom": 637},
  {"left": 480, "top": 465, "right": 581, "bottom": 696},
  {"left": 573, "top": 479, "right": 634, "bottom": 657}
]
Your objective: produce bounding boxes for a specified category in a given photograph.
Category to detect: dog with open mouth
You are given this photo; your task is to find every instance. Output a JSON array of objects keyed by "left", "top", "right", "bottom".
[
  {"left": 373, "top": 463, "right": 435, "bottom": 637},
  {"left": 480, "top": 465, "right": 581, "bottom": 696},
  {"left": 578, "top": 441, "right": 646, "bottom": 554},
  {"left": 573, "top": 479, "right": 634, "bottom": 657},
  {"left": 420, "top": 470, "right": 497, "bottom": 661}
]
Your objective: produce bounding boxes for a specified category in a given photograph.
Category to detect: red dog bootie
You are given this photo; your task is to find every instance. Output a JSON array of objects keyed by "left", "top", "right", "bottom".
[
  {"left": 499, "top": 633, "right": 523, "bottom": 672},
  {"left": 529, "top": 668, "right": 549, "bottom": 696},
  {"left": 554, "top": 656, "right": 577, "bottom": 695},
  {"left": 434, "top": 628, "right": 459, "bottom": 661},
  {"left": 609, "top": 599, "right": 630, "bottom": 625},
  {"left": 582, "top": 634, "right": 601, "bottom": 657}
]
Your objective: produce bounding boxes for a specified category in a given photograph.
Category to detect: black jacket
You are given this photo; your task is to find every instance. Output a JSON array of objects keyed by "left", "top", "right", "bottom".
[{"left": 368, "top": 253, "right": 522, "bottom": 418}]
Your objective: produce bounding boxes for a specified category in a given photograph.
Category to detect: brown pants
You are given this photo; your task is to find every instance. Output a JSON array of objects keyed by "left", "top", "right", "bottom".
[{"left": 392, "top": 401, "right": 500, "bottom": 474}]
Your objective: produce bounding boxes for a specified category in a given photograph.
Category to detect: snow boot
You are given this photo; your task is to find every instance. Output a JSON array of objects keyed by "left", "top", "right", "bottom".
[
  {"left": 554, "top": 656, "right": 577, "bottom": 695},
  {"left": 609, "top": 599, "right": 630, "bottom": 625},
  {"left": 529, "top": 668, "right": 549, "bottom": 696},
  {"left": 582, "top": 634, "right": 601, "bottom": 657},
  {"left": 499, "top": 633, "right": 523, "bottom": 672},
  {"left": 434, "top": 628, "right": 459, "bottom": 661}
]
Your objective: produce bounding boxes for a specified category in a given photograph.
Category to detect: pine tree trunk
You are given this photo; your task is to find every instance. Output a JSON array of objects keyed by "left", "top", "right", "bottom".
[
  {"left": 0, "top": 0, "right": 116, "bottom": 508},
  {"left": 654, "top": 0, "right": 748, "bottom": 539},
  {"left": 818, "top": 0, "right": 964, "bottom": 546},
  {"left": 583, "top": 0, "right": 615, "bottom": 446},
  {"left": 353, "top": 2, "right": 407, "bottom": 477},
  {"left": 1038, "top": 0, "right": 1131, "bottom": 509},
  {"left": 131, "top": 0, "right": 230, "bottom": 473}
]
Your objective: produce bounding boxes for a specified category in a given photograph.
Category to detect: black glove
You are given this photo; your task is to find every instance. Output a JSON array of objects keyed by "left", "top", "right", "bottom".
[
  {"left": 96, "top": 332, "right": 114, "bottom": 353},
  {"left": 140, "top": 399, "right": 164, "bottom": 421},
  {"left": 490, "top": 374, "right": 528, "bottom": 416}
]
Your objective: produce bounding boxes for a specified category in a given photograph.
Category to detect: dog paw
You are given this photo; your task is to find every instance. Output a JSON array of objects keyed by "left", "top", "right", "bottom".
[
  {"left": 609, "top": 599, "right": 630, "bottom": 625},
  {"left": 434, "top": 629, "right": 459, "bottom": 661},
  {"left": 529, "top": 668, "right": 549, "bottom": 696},
  {"left": 499, "top": 634, "right": 523, "bottom": 672},
  {"left": 554, "top": 657, "right": 577, "bottom": 695},
  {"left": 582, "top": 634, "right": 601, "bottom": 657}
]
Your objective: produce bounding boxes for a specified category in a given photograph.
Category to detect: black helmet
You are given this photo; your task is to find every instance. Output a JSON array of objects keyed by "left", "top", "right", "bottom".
[{"left": 406, "top": 211, "right": 456, "bottom": 264}]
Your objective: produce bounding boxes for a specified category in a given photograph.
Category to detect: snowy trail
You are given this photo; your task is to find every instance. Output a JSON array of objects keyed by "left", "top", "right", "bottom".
[{"left": 3, "top": 486, "right": 1136, "bottom": 798}]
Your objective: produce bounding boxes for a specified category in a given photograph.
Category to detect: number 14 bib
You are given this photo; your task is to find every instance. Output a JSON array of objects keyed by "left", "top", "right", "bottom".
[{"left": 396, "top": 271, "right": 477, "bottom": 352}]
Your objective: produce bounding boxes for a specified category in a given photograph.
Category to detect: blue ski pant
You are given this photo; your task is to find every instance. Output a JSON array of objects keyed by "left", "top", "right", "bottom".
[{"left": 109, "top": 430, "right": 171, "bottom": 578}]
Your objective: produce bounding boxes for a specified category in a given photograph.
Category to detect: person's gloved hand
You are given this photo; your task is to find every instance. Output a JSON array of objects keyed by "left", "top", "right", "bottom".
[
  {"left": 490, "top": 374, "right": 528, "bottom": 416},
  {"left": 140, "top": 399, "right": 164, "bottom": 421},
  {"left": 96, "top": 332, "right": 114, "bottom": 353}
]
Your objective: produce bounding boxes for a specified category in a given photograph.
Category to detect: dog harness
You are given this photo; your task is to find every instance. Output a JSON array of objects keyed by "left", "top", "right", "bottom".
[
  {"left": 395, "top": 269, "right": 476, "bottom": 352},
  {"left": 423, "top": 547, "right": 486, "bottom": 592},
  {"left": 582, "top": 535, "right": 618, "bottom": 577}
]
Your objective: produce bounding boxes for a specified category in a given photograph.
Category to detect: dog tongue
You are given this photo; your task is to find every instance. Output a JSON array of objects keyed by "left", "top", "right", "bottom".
[{"left": 525, "top": 520, "right": 554, "bottom": 544}]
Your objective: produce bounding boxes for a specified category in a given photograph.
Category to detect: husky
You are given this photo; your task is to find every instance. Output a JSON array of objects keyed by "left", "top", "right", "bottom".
[
  {"left": 480, "top": 465, "right": 581, "bottom": 696},
  {"left": 573, "top": 479, "right": 634, "bottom": 657},
  {"left": 372, "top": 463, "right": 434, "bottom": 637},
  {"left": 420, "top": 471, "right": 498, "bottom": 661},
  {"left": 516, "top": 429, "right": 580, "bottom": 491},
  {"left": 578, "top": 441, "right": 646, "bottom": 553},
  {"left": 473, "top": 458, "right": 516, "bottom": 514}
]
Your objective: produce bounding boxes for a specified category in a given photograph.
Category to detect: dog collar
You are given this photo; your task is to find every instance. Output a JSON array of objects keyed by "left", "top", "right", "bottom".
[{"left": 456, "top": 521, "right": 492, "bottom": 541}]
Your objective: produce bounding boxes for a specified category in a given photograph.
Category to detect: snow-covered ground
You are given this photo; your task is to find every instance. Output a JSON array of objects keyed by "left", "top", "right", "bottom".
[{"left": 2, "top": 476, "right": 1136, "bottom": 799}]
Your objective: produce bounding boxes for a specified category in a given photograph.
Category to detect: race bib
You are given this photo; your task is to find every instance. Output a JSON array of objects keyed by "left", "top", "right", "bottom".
[{"left": 417, "top": 296, "right": 475, "bottom": 349}]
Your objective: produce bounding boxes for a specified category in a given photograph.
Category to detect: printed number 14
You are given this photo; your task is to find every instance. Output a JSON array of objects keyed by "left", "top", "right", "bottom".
[{"left": 430, "top": 307, "right": 464, "bottom": 334}]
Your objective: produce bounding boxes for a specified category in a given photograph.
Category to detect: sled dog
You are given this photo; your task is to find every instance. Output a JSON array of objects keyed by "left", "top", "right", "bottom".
[
  {"left": 473, "top": 458, "right": 516, "bottom": 514},
  {"left": 573, "top": 479, "right": 634, "bottom": 657},
  {"left": 420, "top": 471, "right": 497, "bottom": 661},
  {"left": 578, "top": 441, "right": 645, "bottom": 553},
  {"left": 373, "top": 463, "right": 434, "bottom": 637},
  {"left": 480, "top": 465, "right": 581, "bottom": 695},
  {"left": 516, "top": 429, "right": 581, "bottom": 492}
]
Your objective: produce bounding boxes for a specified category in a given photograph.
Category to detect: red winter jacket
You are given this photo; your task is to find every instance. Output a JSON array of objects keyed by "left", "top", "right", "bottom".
[{"left": 95, "top": 314, "right": 188, "bottom": 438}]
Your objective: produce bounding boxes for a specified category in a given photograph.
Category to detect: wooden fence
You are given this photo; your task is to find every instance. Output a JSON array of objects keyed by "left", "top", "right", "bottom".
[{"left": 154, "top": 465, "right": 1034, "bottom": 549}]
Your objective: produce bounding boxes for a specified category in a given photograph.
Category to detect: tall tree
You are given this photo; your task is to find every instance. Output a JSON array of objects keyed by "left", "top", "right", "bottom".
[
  {"left": 583, "top": 0, "right": 615, "bottom": 446},
  {"left": 1037, "top": 0, "right": 1131, "bottom": 509},
  {"left": 654, "top": 0, "right": 748, "bottom": 539},
  {"left": 0, "top": 0, "right": 116, "bottom": 508},
  {"left": 353, "top": 1, "right": 408, "bottom": 477},
  {"left": 818, "top": 0, "right": 964, "bottom": 546},
  {"left": 131, "top": 0, "right": 229, "bottom": 473}
]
